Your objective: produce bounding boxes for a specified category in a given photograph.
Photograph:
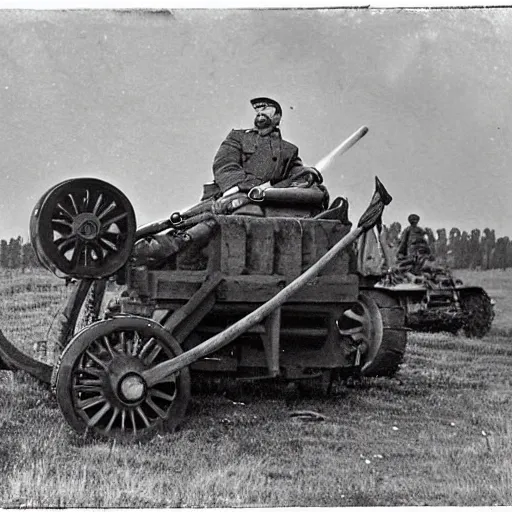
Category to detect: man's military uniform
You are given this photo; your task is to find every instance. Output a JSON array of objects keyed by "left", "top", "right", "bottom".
[
  {"left": 211, "top": 127, "right": 307, "bottom": 196},
  {"left": 132, "top": 96, "right": 325, "bottom": 266},
  {"left": 397, "top": 214, "right": 430, "bottom": 259}
]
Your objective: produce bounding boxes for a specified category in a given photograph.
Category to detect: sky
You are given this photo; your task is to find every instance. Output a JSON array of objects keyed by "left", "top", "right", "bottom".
[{"left": 1, "top": 6, "right": 512, "bottom": 241}]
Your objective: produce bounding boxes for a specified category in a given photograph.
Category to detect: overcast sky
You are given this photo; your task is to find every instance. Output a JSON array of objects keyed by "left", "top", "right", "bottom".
[{"left": 1, "top": 7, "right": 512, "bottom": 241}]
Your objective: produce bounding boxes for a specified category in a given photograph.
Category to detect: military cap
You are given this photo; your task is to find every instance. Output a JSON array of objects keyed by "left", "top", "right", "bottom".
[
  {"left": 408, "top": 213, "right": 420, "bottom": 223},
  {"left": 250, "top": 97, "right": 282, "bottom": 116}
]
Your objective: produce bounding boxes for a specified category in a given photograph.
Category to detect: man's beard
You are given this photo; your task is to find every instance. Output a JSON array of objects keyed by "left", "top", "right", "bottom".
[{"left": 254, "top": 114, "right": 272, "bottom": 129}]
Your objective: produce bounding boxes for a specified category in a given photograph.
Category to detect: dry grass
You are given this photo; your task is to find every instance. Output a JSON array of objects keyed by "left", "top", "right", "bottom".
[{"left": 0, "top": 269, "right": 512, "bottom": 506}]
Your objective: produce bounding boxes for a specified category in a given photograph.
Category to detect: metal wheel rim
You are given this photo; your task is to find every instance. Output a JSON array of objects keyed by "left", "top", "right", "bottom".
[
  {"left": 31, "top": 178, "right": 136, "bottom": 279},
  {"left": 337, "top": 293, "right": 384, "bottom": 371},
  {"left": 56, "top": 318, "right": 185, "bottom": 439}
]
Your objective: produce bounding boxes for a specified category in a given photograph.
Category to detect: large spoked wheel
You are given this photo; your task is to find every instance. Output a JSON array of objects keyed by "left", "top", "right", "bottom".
[
  {"left": 337, "top": 290, "right": 407, "bottom": 378},
  {"left": 30, "top": 178, "right": 136, "bottom": 279},
  {"left": 460, "top": 288, "right": 495, "bottom": 338},
  {"left": 54, "top": 317, "right": 191, "bottom": 441}
]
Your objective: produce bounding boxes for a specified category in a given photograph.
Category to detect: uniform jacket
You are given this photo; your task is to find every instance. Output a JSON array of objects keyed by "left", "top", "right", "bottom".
[
  {"left": 212, "top": 128, "right": 305, "bottom": 194},
  {"left": 397, "top": 225, "right": 428, "bottom": 257}
]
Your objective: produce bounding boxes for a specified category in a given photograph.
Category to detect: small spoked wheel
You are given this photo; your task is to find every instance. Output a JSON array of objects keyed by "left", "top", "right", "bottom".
[
  {"left": 337, "top": 290, "right": 407, "bottom": 378},
  {"left": 54, "top": 317, "right": 191, "bottom": 441},
  {"left": 337, "top": 292, "right": 384, "bottom": 374},
  {"left": 30, "top": 178, "right": 136, "bottom": 279}
]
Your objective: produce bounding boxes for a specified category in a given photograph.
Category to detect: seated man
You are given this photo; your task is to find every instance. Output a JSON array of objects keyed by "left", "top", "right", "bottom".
[
  {"left": 206, "top": 97, "right": 324, "bottom": 201},
  {"left": 132, "top": 97, "right": 327, "bottom": 266}
]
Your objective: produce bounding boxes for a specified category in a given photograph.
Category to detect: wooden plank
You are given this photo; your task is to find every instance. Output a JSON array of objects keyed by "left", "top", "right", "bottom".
[
  {"left": 216, "top": 275, "right": 286, "bottom": 302},
  {"left": 163, "top": 272, "right": 223, "bottom": 343},
  {"left": 218, "top": 217, "right": 247, "bottom": 275},
  {"left": 216, "top": 275, "right": 359, "bottom": 303},
  {"left": 149, "top": 270, "right": 208, "bottom": 300},
  {"left": 274, "top": 218, "right": 303, "bottom": 278},
  {"left": 319, "top": 221, "right": 350, "bottom": 276},
  {"left": 300, "top": 221, "right": 318, "bottom": 272},
  {"left": 245, "top": 218, "right": 275, "bottom": 274}
]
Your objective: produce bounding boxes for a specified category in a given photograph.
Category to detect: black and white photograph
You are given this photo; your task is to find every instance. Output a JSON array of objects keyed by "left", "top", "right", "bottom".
[{"left": 0, "top": 1, "right": 511, "bottom": 507}]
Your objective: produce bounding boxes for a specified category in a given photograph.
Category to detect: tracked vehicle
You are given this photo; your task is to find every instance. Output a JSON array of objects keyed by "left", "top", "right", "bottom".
[
  {"left": 0, "top": 173, "right": 406, "bottom": 441},
  {"left": 374, "top": 262, "right": 495, "bottom": 338}
]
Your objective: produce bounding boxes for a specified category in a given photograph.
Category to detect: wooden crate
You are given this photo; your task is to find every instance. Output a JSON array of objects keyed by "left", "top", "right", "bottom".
[
  {"left": 147, "top": 215, "right": 358, "bottom": 304},
  {"left": 216, "top": 216, "right": 351, "bottom": 278}
]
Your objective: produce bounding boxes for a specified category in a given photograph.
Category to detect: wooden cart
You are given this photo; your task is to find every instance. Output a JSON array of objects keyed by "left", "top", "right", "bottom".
[{"left": 1, "top": 177, "right": 407, "bottom": 441}]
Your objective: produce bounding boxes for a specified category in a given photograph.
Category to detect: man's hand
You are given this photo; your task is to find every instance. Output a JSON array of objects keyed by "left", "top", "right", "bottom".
[
  {"left": 301, "top": 166, "right": 323, "bottom": 184},
  {"left": 222, "top": 186, "right": 240, "bottom": 197},
  {"left": 286, "top": 167, "right": 324, "bottom": 188}
]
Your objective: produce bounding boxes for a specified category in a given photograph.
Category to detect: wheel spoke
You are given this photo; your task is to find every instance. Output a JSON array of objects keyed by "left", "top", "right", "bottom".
[
  {"left": 74, "top": 384, "right": 103, "bottom": 393},
  {"left": 87, "top": 402, "right": 111, "bottom": 428},
  {"left": 98, "top": 236, "right": 118, "bottom": 253},
  {"left": 89, "top": 242, "right": 105, "bottom": 263},
  {"left": 132, "top": 332, "right": 142, "bottom": 356},
  {"left": 145, "top": 396, "right": 168, "bottom": 419},
  {"left": 102, "top": 335, "right": 116, "bottom": 359},
  {"left": 69, "top": 239, "right": 85, "bottom": 268},
  {"left": 77, "top": 366, "right": 103, "bottom": 378},
  {"left": 55, "top": 235, "right": 77, "bottom": 253},
  {"left": 85, "top": 349, "right": 109, "bottom": 371},
  {"left": 136, "top": 406, "right": 151, "bottom": 428},
  {"left": 150, "top": 387, "right": 176, "bottom": 403},
  {"left": 52, "top": 218, "right": 72, "bottom": 229},
  {"left": 56, "top": 203, "right": 74, "bottom": 220},
  {"left": 105, "top": 408, "right": 119, "bottom": 433},
  {"left": 121, "top": 409, "right": 127, "bottom": 432},
  {"left": 68, "top": 193, "right": 79, "bottom": 216},
  {"left": 101, "top": 211, "right": 128, "bottom": 230},
  {"left": 129, "top": 409, "right": 137, "bottom": 435},
  {"left": 97, "top": 201, "right": 117, "bottom": 221},
  {"left": 82, "top": 188, "right": 91, "bottom": 211},
  {"left": 101, "top": 231, "right": 120, "bottom": 244},
  {"left": 337, "top": 325, "right": 363, "bottom": 336},
  {"left": 92, "top": 193, "right": 104, "bottom": 215},
  {"left": 138, "top": 337, "right": 156, "bottom": 359},
  {"left": 145, "top": 344, "right": 162, "bottom": 365},
  {"left": 75, "top": 378, "right": 102, "bottom": 387},
  {"left": 77, "top": 395, "right": 106, "bottom": 410},
  {"left": 343, "top": 310, "right": 365, "bottom": 324},
  {"left": 120, "top": 331, "right": 131, "bottom": 355}
]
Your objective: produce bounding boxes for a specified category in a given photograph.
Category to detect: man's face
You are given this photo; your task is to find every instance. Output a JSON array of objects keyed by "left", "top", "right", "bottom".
[{"left": 254, "top": 104, "right": 278, "bottom": 129}]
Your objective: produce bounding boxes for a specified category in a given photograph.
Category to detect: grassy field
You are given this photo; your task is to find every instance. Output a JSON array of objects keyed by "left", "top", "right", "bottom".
[{"left": 0, "top": 269, "right": 512, "bottom": 506}]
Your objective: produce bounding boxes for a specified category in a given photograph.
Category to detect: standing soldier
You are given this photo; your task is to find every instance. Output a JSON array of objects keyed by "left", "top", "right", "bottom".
[{"left": 397, "top": 214, "right": 430, "bottom": 260}]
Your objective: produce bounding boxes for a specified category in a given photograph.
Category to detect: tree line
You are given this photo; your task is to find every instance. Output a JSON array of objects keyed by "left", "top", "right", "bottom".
[
  {"left": 384, "top": 223, "right": 509, "bottom": 270},
  {"left": 0, "top": 237, "right": 38, "bottom": 272},
  {"left": 0, "top": 224, "right": 511, "bottom": 271}
]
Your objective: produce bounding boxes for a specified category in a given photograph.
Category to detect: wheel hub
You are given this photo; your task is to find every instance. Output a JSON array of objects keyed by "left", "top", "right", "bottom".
[
  {"left": 118, "top": 373, "right": 147, "bottom": 403},
  {"left": 72, "top": 213, "right": 101, "bottom": 241}
]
